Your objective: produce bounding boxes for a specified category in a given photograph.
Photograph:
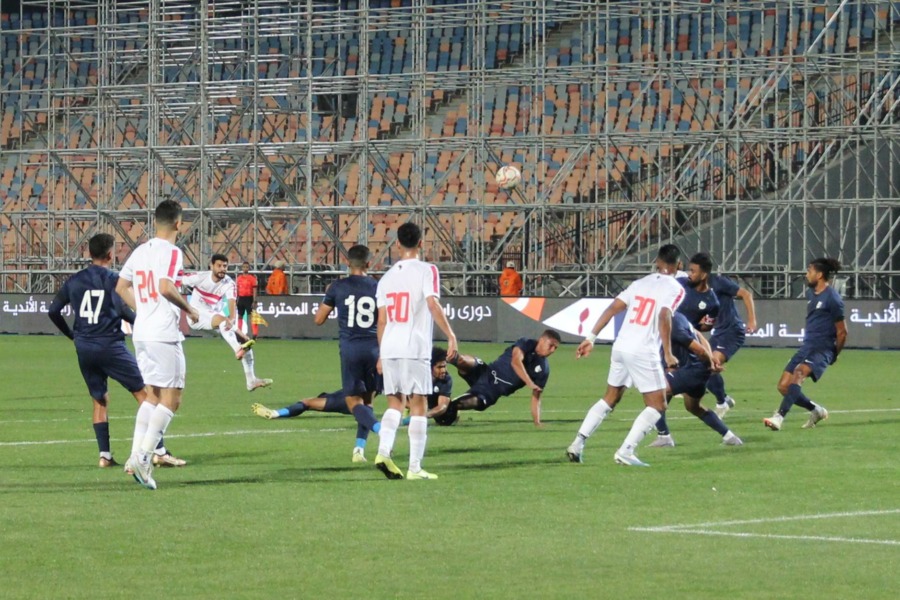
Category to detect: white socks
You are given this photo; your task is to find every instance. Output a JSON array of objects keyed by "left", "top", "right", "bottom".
[
  {"left": 576, "top": 399, "right": 613, "bottom": 442},
  {"left": 139, "top": 404, "right": 175, "bottom": 456},
  {"left": 618, "top": 406, "right": 662, "bottom": 456},
  {"left": 242, "top": 348, "right": 256, "bottom": 383},
  {"left": 408, "top": 416, "right": 428, "bottom": 473},
  {"left": 219, "top": 320, "right": 242, "bottom": 352},
  {"left": 132, "top": 401, "right": 156, "bottom": 456},
  {"left": 377, "top": 408, "right": 402, "bottom": 458}
]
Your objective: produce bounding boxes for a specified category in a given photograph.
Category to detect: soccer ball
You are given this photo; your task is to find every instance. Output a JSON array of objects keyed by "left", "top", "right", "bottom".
[{"left": 495, "top": 165, "right": 522, "bottom": 190}]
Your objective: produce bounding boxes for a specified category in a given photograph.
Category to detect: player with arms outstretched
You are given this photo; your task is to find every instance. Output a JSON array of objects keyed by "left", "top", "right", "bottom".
[
  {"left": 182, "top": 254, "right": 271, "bottom": 391},
  {"left": 374, "top": 222, "right": 457, "bottom": 480},
  {"left": 764, "top": 258, "right": 846, "bottom": 431},
  {"left": 116, "top": 200, "right": 200, "bottom": 490},
  {"left": 566, "top": 244, "right": 684, "bottom": 467},
  {"left": 437, "top": 330, "right": 560, "bottom": 427},
  {"left": 312, "top": 244, "right": 381, "bottom": 462},
  {"left": 48, "top": 233, "right": 183, "bottom": 468}
]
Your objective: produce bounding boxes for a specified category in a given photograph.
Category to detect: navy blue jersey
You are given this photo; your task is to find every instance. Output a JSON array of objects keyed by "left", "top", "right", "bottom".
[
  {"left": 675, "top": 277, "right": 720, "bottom": 328},
  {"left": 48, "top": 265, "right": 133, "bottom": 342},
  {"left": 802, "top": 286, "right": 844, "bottom": 352},
  {"left": 427, "top": 374, "right": 453, "bottom": 409},
  {"left": 709, "top": 275, "right": 744, "bottom": 332},
  {"left": 665, "top": 312, "right": 703, "bottom": 368},
  {"left": 486, "top": 338, "right": 550, "bottom": 397},
  {"left": 323, "top": 275, "right": 378, "bottom": 344}
]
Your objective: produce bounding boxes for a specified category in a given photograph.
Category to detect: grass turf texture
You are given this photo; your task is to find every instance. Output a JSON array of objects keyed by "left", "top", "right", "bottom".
[{"left": 1, "top": 335, "right": 898, "bottom": 599}]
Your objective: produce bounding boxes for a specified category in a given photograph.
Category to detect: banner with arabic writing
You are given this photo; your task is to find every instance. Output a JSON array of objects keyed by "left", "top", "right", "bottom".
[{"left": 3, "top": 294, "right": 899, "bottom": 349}]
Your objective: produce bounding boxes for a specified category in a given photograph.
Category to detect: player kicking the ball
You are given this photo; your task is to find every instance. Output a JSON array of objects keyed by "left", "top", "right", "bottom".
[{"left": 182, "top": 254, "right": 272, "bottom": 391}]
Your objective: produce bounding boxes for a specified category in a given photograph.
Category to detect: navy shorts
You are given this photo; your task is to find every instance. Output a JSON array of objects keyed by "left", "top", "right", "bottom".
[
  {"left": 322, "top": 391, "right": 352, "bottom": 415},
  {"left": 784, "top": 348, "right": 833, "bottom": 382},
  {"left": 339, "top": 341, "right": 380, "bottom": 397},
  {"left": 710, "top": 328, "right": 746, "bottom": 361},
  {"left": 459, "top": 357, "right": 488, "bottom": 388},
  {"left": 75, "top": 339, "right": 144, "bottom": 401},
  {"left": 666, "top": 362, "right": 710, "bottom": 400}
]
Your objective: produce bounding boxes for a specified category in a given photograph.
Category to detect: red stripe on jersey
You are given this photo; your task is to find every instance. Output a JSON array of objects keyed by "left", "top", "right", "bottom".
[
  {"left": 167, "top": 249, "right": 179, "bottom": 279},
  {"left": 430, "top": 264, "right": 439, "bottom": 294},
  {"left": 194, "top": 288, "right": 222, "bottom": 303},
  {"left": 671, "top": 288, "right": 684, "bottom": 308}
]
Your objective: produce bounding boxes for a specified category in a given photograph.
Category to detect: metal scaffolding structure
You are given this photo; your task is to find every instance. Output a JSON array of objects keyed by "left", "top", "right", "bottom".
[{"left": 2, "top": 0, "right": 899, "bottom": 298}]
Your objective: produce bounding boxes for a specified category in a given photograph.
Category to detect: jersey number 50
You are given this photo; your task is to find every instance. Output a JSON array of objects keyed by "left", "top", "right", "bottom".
[{"left": 385, "top": 291, "right": 410, "bottom": 323}]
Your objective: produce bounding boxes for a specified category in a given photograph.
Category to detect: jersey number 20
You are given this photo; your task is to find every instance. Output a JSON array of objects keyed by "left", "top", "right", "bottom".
[
  {"left": 385, "top": 292, "right": 410, "bottom": 323},
  {"left": 79, "top": 290, "right": 105, "bottom": 324},
  {"left": 344, "top": 295, "right": 376, "bottom": 328}
]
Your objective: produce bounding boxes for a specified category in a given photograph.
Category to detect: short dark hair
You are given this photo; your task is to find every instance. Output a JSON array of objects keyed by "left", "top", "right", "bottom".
[
  {"left": 241, "top": 261, "right": 250, "bottom": 267},
  {"left": 810, "top": 257, "right": 841, "bottom": 280},
  {"left": 541, "top": 329, "right": 562, "bottom": 343},
  {"left": 348, "top": 244, "right": 370, "bottom": 269},
  {"left": 210, "top": 253, "right": 228, "bottom": 266},
  {"left": 431, "top": 346, "right": 448, "bottom": 366},
  {"left": 657, "top": 244, "right": 681, "bottom": 266},
  {"left": 689, "top": 252, "right": 714, "bottom": 274},
  {"left": 88, "top": 233, "right": 115, "bottom": 260},
  {"left": 397, "top": 222, "right": 422, "bottom": 249},
  {"left": 155, "top": 200, "right": 182, "bottom": 227}
]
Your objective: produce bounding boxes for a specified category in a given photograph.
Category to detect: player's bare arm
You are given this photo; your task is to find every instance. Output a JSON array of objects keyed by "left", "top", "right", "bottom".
[
  {"left": 834, "top": 319, "right": 848, "bottom": 360},
  {"left": 577, "top": 298, "right": 627, "bottom": 358},
  {"left": 737, "top": 287, "right": 757, "bottom": 332},
  {"left": 426, "top": 395, "right": 451, "bottom": 418},
  {"left": 115, "top": 277, "right": 136, "bottom": 311},
  {"left": 659, "top": 307, "right": 678, "bottom": 368},
  {"left": 160, "top": 278, "right": 199, "bottom": 322},
  {"left": 530, "top": 389, "right": 543, "bottom": 427},
  {"left": 313, "top": 299, "right": 334, "bottom": 325},
  {"left": 427, "top": 296, "right": 457, "bottom": 361},
  {"left": 510, "top": 346, "right": 541, "bottom": 392}
]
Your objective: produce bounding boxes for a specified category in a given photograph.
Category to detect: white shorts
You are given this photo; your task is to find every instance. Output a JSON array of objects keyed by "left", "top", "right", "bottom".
[
  {"left": 381, "top": 358, "right": 431, "bottom": 395},
  {"left": 607, "top": 349, "right": 666, "bottom": 394},
  {"left": 135, "top": 341, "right": 186, "bottom": 389},
  {"left": 188, "top": 308, "right": 222, "bottom": 331}
]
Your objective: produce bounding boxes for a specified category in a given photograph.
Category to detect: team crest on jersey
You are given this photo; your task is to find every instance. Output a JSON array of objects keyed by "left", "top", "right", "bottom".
[
  {"left": 534, "top": 365, "right": 542, "bottom": 373},
  {"left": 816, "top": 301, "right": 823, "bottom": 309},
  {"left": 699, "top": 301, "right": 707, "bottom": 310},
  {"left": 433, "top": 385, "right": 439, "bottom": 392}
]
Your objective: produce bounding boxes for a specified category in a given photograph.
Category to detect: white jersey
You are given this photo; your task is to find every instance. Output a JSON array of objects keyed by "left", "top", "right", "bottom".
[
  {"left": 376, "top": 257, "right": 440, "bottom": 360},
  {"left": 612, "top": 272, "right": 684, "bottom": 357},
  {"left": 119, "top": 238, "right": 185, "bottom": 343},
  {"left": 183, "top": 271, "right": 236, "bottom": 314}
]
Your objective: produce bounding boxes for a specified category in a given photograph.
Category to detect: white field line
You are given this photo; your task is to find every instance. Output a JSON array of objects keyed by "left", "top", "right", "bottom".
[
  {"left": 630, "top": 509, "right": 900, "bottom": 547},
  {"left": 629, "top": 529, "right": 900, "bottom": 547},
  {"left": 0, "top": 427, "right": 349, "bottom": 447}
]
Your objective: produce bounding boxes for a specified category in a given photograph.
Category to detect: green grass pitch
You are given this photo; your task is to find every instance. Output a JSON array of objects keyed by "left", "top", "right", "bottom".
[{"left": 1, "top": 335, "right": 898, "bottom": 599}]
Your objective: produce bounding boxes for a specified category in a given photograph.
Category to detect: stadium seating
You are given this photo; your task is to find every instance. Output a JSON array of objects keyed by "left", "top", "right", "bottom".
[{"left": 2, "top": 1, "right": 898, "bottom": 265}]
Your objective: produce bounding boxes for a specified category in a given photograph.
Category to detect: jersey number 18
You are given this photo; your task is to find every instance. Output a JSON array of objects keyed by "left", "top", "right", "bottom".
[{"left": 344, "top": 294, "right": 376, "bottom": 328}]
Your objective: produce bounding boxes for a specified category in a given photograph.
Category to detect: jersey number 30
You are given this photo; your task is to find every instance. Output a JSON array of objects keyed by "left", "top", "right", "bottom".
[
  {"left": 344, "top": 295, "right": 376, "bottom": 328},
  {"left": 629, "top": 295, "right": 656, "bottom": 326},
  {"left": 79, "top": 290, "right": 105, "bottom": 324}
]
